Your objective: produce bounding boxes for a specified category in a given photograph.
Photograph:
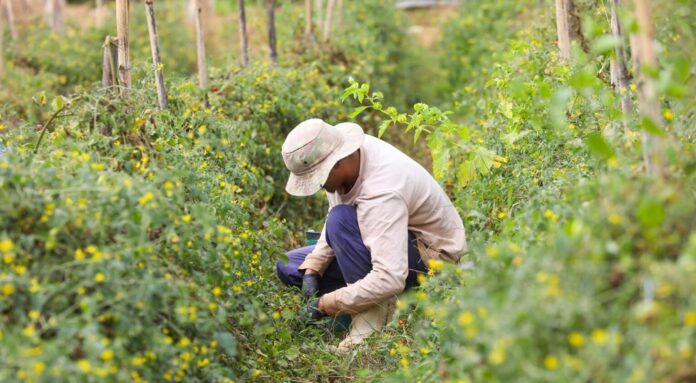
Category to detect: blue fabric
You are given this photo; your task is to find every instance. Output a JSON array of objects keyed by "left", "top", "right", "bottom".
[{"left": 276, "top": 204, "right": 427, "bottom": 296}]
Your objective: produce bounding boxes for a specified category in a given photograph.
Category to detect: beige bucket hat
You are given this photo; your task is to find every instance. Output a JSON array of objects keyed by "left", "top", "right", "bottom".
[{"left": 282, "top": 118, "right": 364, "bottom": 196}]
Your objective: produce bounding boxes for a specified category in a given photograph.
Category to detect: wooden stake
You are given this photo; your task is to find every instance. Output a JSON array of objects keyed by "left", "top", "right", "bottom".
[
  {"left": 238, "top": 0, "right": 248, "bottom": 67},
  {"left": 4, "top": 0, "right": 17, "bottom": 41},
  {"left": 609, "top": 0, "right": 631, "bottom": 117},
  {"left": 266, "top": 0, "right": 277, "bottom": 66},
  {"left": 0, "top": 4, "right": 4, "bottom": 84},
  {"left": 96, "top": 0, "right": 104, "bottom": 28},
  {"left": 633, "top": 0, "right": 665, "bottom": 177},
  {"left": 304, "top": 0, "right": 312, "bottom": 39},
  {"left": 145, "top": 0, "right": 167, "bottom": 109},
  {"left": 555, "top": 0, "right": 585, "bottom": 62},
  {"left": 116, "top": 0, "right": 130, "bottom": 90},
  {"left": 102, "top": 36, "right": 119, "bottom": 88},
  {"left": 322, "top": 0, "right": 335, "bottom": 43},
  {"left": 194, "top": 0, "right": 208, "bottom": 89}
]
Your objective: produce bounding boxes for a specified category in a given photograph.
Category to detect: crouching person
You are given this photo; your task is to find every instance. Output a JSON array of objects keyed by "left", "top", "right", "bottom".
[{"left": 276, "top": 118, "right": 467, "bottom": 352}]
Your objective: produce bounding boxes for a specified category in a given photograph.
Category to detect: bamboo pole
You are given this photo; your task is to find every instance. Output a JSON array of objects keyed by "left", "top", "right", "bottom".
[
  {"left": 335, "top": 0, "right": 343, "bottom": 33},
  {"left": 5, "top": 0, "right": 17, "bottom": 41},
  {"left": 322, "top": 0, "right": 335, "bottom": 43},
  {"left": 555, "top": 0, "right": 571, "bottom": 61},
  {"left": 102, "top": 36, "right": 119, "bottom": 87},
  {"left": 266, "top": 0, "right": 277, "bottom": 66},
  {"left": 96, "top": 0, "right": 104, "bottom": 28},
  {"left": 238, "top": 0, "right": 248, "bottom": 67},
  {"left": 116, "top": 0, "right": 131, "bottom": 90},
  {"left": 194, "top": 0, "right": 207, "bottom": 89},
  {"left": 0, "top": 4, "right": 4, "bottom": 84},
  {"left": 609, "top": 0, "right": 631, "bottom": 117},
  {"left": 633, "top": 0, "right": 665, "bottom": 177},
  {"left": 304, "top": 0, "right": 312, "bottom": 39},
  {"left": 145, "top": 0, "right": 167, "bottom": 109}
]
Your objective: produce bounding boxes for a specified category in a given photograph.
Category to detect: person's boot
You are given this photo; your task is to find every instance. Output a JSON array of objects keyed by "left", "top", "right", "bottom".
[{"left": 335, "top": 297, "right": 396, "bottom": 353}]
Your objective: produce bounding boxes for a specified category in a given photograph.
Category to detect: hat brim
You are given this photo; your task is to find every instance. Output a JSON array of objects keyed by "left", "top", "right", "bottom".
[{"left": 285, "top": 122, "right": 364, "bottom": 197}]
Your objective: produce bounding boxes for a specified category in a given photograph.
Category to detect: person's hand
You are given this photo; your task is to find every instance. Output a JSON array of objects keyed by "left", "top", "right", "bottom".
[
  {"left": 304, "top": 299, "right": 326, "bottom": 321},
  {"left": 301, "top": 272, "right": 320, "bottom": 298}
]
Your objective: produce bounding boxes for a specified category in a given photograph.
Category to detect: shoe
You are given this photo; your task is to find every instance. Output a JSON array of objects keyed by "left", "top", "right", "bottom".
[{"left": 335, "top": 297, "right": 396, "bottom": 353}]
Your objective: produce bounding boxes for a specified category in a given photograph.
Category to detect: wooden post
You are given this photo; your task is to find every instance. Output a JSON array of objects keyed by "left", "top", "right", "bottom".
[
  {"left": 238, "top": 0, "right": 248, "bottom": 67},
  {"left": 102, "top": 36, "right": 119, "bottom": 88},
  {"left": 304, "top": 0, "right": 312, "bottom": 39},
  {"left": 96, "top": 0, "right": 104, "bottom": 28},
  {"left": 145, "top": 0, "right": 168, "bottom": 109},
  {"left": 335, "top": 0, "right": 343, "bottom": 33},
  {"left": 266, "top": 0, "right": 277, "bottom": 66},
  {"left": 116, "top": 0, "right": 131, "bottom": 90},
  {"left": 609, "top": 0, "right": 631, "bottom": 117},
  {"left": 322, "top": 0, "right": 335, "bottom": 43},
  {"left": 555, "top": 0, "right": 585, "bottom": 62},
  {"left": 194, "top": 0, "right": 208, "bottom": 89},
  {"left": 314, "top": 0, "right": 323, "bottom": 28},
  {"left": 0, "top": 4, "right": 4, "bottom": 84},
  {"left": 5, "top": 0, "right": 17, "bottom": 41},
  {"left": 633, "top": 0, "right": 665, "bottom": 177}
]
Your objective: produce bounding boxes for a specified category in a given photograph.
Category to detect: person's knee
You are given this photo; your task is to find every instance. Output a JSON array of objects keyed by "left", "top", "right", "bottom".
[
  {"left": 276, "top": 259, "right": 294, "bottom": 286},
  {"left": 326, "top": 204, "right": 357, "bottom": 238}
]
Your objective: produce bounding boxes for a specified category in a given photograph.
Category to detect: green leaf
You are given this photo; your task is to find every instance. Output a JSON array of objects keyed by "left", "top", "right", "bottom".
[
  {"left": 214, "top": 332, "right": 237, "bottom": 357},
  {"left": 591, "top": 35, "right": 621, "bottom": 55},
  {"left": 456, "top": 161, "right": 476, "bottom": 188},
  {"left": 637, "top": 199, "right": 664, "bottom": 228},
  {"left": 51, "top": 96, "right": 65, "bottom": 112},
  {"left": 584, "top": 133, "right": 615, "bottom": 159},
  {"left": 639, "top": 117, "right": 665, "bottom": 136},
  {"left": 349, "top": 106, "right": 369, "bottom": 119},
  {"left": 378, "top": 120, "right": 391, "bottom": 138}
]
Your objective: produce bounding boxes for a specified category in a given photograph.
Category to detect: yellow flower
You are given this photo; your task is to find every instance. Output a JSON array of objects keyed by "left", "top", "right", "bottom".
[
  {"left": 485, "top": 246, "right": 499, "bottom": 258},
  {"left": 131, "top": 356, "right": 146, "bottom": 366},
  {"left": 212, "top": 287, "right": 222, "bottom": 296},
  {"left": 100, "top": 349, "right": 114, "bottom": 361},
  {"left": 74, "top": 249, "right": 85, "bottom": 261},
  {"left": 427, "top": 259, "right": 443, "bottom": 271},
  {"left": 568, "top": 123, "right": 576, "bottom": 130},
  {"left": 568, "top": 332, "right": 585, "bottom": 347},
  {"left": 95, "top": 273, "right": 106, "bottom": 283},
  {"left": 458, "top": 311, "right": 475, "bottom": 327},
  {"left": 2, "top": 253, "right": 13, "bottom": 264},
  {"left": 608, "top": 213, "right": 622, "bottom": 225},
  {"left": 34, "top": 362, "right": 46, "bottom": 374},
  {"left": 497, "top": 211, "right": 507, "bottom": 219},
  {"left": 29, "top": 310, "right": 40, "bottom": 320},
  {"left": 544, "top": 355, "right": 559, "bottom": 370},
  {"left": 77, "top": 359, "right": 91, "bottom": 373},
  {"left": 663, "top": 109, "right": 674, "bottom": 121},
  {"left": 271, "top": 311, "right": 281, "bottom": 319},
  {"left": 592, "top": 329, "right": 608, "bottom": 345},
  {"left": 0, "top": 239, "right": 14, "bottom": 253},
  {"left": 544, "top": 210, "right": 559, "bottom": 222},
  {"left": 685, "top": 311, "right": 696, "bottom": 327},
  {"left": 90, "top": 162, "right": 105, "bottom": 171},
  {"left": 182, "top": 214, "right": 192, "bottom": 223},
  {"left": 138, "top": 192, "right": 155, "bottom": 206},
  {"left": 630, "top": 84, "right": 637, "bottom": 91},
  {"left": 198, "top": 125, "right": 207, "bottom": 135},
  {"left": 179, "top": 337, "right": 191, "bottom": 347},
  {"left": 488, "top": 348, "right": 505, "bottom": 365},
  {"left": 2, "top": 283, "right": 15, "bottom": 296},
  {"left": 22, "top": 325, "right": 35, "bottom": 337},
  {"left": 197, "top": 358, "right": 210, "bottom": 368}
]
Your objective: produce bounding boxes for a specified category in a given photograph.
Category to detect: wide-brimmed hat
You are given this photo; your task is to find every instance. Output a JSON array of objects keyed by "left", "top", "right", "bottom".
[{"left": 282, "top": 118, "right": 364, "bottom": 196}]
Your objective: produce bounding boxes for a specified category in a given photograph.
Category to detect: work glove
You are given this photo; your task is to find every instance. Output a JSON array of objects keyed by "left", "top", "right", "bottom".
[
  {"left": 302, "top": 273, "right": 320, "bottom": 298},
  {"left": 304, "top": 299, "right": 326, "bottom": 322}
]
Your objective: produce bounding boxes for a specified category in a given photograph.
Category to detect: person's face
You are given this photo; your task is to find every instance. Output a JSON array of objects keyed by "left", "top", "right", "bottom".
[{"left": 320, "top": 161, "right": 343, "bottom": 193}]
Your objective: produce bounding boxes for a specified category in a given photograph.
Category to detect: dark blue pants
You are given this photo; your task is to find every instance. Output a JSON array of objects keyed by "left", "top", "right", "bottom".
[{"left": 276, "top": 204, "right": 428, "bottom": 296}]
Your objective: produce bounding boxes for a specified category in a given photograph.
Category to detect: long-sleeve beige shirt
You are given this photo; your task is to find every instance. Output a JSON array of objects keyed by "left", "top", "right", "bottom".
[{"left": 299, "top": 135, "right": 467, "bottom": 314}]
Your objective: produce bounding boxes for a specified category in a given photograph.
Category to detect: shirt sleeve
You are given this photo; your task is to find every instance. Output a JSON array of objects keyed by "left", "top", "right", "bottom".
[
  {"left": 298, "top": 221, "right": 335, "bottom": 276},
  {"left": 321, "top": 192, "right": 409, "bottom": 314}
]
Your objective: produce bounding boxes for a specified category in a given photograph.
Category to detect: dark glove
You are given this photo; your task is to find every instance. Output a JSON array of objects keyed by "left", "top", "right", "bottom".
[
  {"left": 305, "top": 299, "right": 326, "bottom": 321},
  {"left": 302, "top": 273, "right": 320, "bottom": 298}
]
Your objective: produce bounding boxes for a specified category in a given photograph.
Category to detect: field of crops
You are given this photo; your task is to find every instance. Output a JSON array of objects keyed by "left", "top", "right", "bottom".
[{"left": 0, "top": 0, "right": 694, "bottom": 382}]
